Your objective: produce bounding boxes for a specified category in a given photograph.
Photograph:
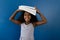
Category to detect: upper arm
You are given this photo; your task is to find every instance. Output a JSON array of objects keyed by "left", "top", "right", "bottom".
[
  {"left": 33, "top": 20, "right": 47, "bottom": 27},
  {"left": 9, "top": 19, "right": 21, "bottom": 25}
]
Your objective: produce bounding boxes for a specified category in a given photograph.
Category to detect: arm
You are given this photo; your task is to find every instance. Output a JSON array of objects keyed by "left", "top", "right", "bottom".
[
  {"left": 9, "top": 9, "right": 22, "bottom": 25},
  {"left": 33, "top": 7, "right": 47, "bottom": 26}
]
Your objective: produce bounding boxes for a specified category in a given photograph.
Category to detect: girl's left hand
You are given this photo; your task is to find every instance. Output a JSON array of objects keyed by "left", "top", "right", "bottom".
[{"left": 34, "top": 7, "right": 40, "bottom": 14}]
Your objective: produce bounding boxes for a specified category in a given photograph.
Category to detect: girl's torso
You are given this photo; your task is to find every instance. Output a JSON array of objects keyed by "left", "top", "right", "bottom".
[{"left": 20, "top": 23, "right": 34, "bottom": 40}]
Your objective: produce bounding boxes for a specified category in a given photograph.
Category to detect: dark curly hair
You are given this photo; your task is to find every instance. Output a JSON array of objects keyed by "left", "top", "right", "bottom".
[{"left": 17, "top": 11, "right": 38, "bottom": 23}]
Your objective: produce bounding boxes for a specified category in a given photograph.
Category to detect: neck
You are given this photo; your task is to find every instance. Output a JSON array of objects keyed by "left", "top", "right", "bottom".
[{"left": 25, "top": 21, "right": 30, "bottom": 25}]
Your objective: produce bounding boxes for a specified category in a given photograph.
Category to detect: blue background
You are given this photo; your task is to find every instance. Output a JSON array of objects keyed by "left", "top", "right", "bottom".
[{"left": 0, "top": 0, "right": 60, "bottom": 40}]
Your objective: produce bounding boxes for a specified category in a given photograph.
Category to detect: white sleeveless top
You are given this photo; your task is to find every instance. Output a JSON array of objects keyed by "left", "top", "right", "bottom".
[{"left": 19, "top": 23, "right": 34, "bottom": 40}]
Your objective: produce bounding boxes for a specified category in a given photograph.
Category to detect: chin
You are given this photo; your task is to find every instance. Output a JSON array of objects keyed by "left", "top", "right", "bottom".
[
  {"left": 24, "top": 19, "right": 30, "bottom": 22},
  {"left": 25, "top": 20, "right": 30, "bottom": 22}
]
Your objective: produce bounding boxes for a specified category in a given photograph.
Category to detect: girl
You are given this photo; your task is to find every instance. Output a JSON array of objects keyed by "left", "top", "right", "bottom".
[{"left": 9, "top": 6, "right": 47, "bottom": 40}]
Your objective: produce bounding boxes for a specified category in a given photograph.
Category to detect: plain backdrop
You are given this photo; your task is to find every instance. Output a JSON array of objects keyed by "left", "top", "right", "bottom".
[{"left": 0, "top": 0, "right": 60, "bottom": 40}]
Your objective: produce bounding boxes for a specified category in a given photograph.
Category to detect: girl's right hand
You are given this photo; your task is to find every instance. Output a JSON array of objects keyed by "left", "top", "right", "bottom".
[
  {"left": 16, "top": 9, "right": 24, "bottom": 12},
  {"left": 16, "top": 9, "right": 21, "bottom": 12}
]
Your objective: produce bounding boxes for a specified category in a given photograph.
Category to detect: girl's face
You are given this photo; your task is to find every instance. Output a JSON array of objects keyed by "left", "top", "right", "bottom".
[{"left": 24, "top": 12, "right": 31, "bottom": 23}]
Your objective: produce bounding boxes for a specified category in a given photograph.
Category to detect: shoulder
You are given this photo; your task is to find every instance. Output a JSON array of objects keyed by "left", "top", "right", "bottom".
[
  {"left": 21, "top": 23, "right": 25, "bottom": 25},
  {"left": 19, "top": 22, "right": 24, "bottom": 26},
  {"left": 32, "top": 22, "right": 38, "bottom": 27}
]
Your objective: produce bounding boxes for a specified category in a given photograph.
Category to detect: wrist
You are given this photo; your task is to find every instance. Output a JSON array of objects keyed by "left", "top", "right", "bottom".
[{"left": 37, "top": 12, "right": 40, "bottom": 15}]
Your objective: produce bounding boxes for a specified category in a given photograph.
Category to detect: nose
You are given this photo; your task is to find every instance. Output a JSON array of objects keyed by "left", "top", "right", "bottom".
[{"left": 26, "top": 16, "right": 29, "bottom": 19}]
